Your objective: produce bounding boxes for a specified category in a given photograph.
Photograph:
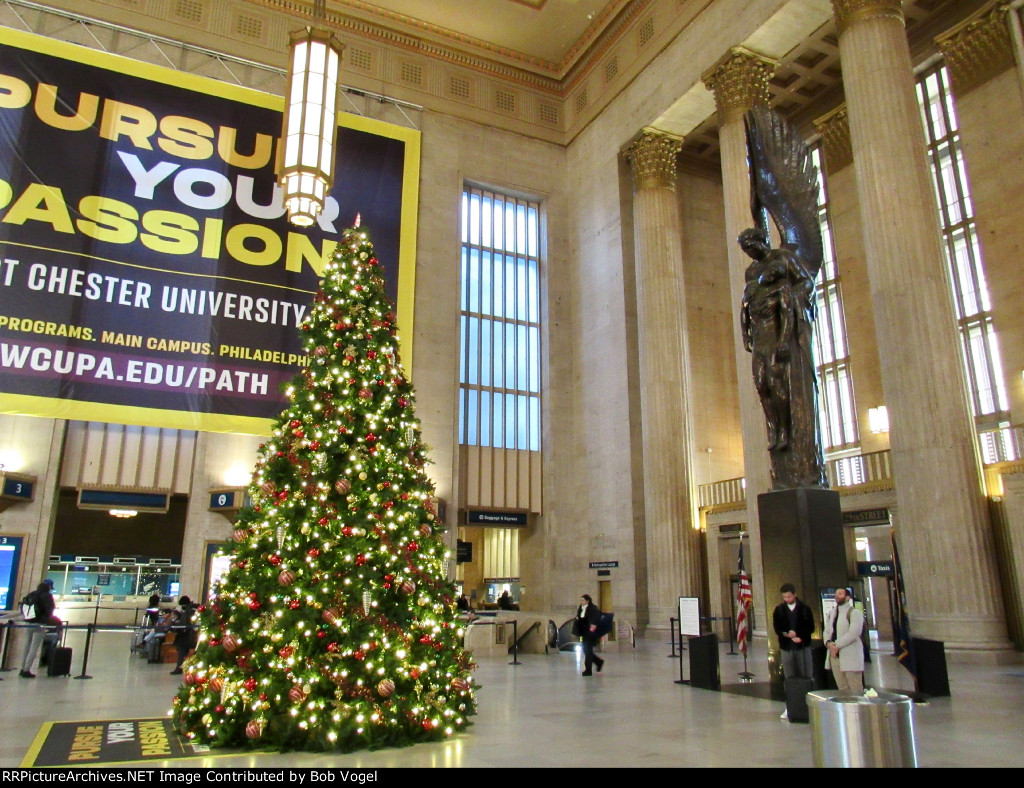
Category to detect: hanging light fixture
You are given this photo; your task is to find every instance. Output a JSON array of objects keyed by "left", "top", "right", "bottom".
[{"left": 277, "top": 0, "right": 344, "bottom": 227}]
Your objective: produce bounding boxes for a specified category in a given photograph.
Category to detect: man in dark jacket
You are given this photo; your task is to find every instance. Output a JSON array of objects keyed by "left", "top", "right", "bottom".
[
  {"left": 20, "top": 579, "right": 60, "bottom": 678},
  {"left": 773, "top": 582, "right": 815, "bottom": 718},
  {"left": 575, "top": 594, "right": 604, "bottom": 676}
]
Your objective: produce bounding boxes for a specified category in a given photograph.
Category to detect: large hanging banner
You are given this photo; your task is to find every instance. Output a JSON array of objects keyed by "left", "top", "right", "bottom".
[{"left": 0, "top": 28, "right": 420, "bottom": 435}]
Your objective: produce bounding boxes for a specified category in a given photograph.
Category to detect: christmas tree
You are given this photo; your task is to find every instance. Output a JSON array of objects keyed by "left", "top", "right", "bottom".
[{"left": 172, "top": 219, "right": 477, "bottom": 752}]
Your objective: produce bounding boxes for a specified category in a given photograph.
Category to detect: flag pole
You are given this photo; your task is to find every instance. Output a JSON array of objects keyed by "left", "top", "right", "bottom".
[{"left": 736, "top": 534, "right": 755, "bottom": 682}]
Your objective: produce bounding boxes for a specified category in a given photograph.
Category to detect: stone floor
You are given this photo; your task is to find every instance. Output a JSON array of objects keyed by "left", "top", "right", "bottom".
[{"left": 1, "top": 626, "right": 1022, "bottom": 768}]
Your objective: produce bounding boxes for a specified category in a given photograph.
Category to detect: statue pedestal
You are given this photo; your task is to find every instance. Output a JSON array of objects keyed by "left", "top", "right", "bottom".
[{"left": 757, "top": 487, "right": 847, "bottom": 686}]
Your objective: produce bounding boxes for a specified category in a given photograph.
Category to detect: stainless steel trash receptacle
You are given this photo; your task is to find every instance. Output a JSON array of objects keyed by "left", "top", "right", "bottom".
[{"left": 808, "top": 690, "right": 917, "bottom": 768}]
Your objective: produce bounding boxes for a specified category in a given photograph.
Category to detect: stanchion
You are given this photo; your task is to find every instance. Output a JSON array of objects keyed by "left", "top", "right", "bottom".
[
  {"left": 668, "top": 617, "right": 678, "bottom": 657},
  {"left": 674, "top": 633, "right": 690, "bottom": 686},
  {"left": 75, "top": 623, "right": 94, "bottom": 680},
  {"left": 0, "top": 620, "right": 14, "bottom": 673},
  {"left": 509, "top": 619, "right": 521, "bottom": 666}
]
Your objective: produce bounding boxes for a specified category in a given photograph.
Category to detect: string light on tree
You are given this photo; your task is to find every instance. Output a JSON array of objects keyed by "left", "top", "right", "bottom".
[{"left": 172, "top": 217, "right": 476, "bottom": 752}]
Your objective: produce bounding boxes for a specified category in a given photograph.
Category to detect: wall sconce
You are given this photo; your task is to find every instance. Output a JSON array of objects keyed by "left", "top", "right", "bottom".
[
  {"left": 276, "top": 1, "right": 344, "bottom": 227},
  {"left": 868, "top": 406, "right": 890, "bottom": 435},
  {"left": 223, "top": 465, "right": 252, "bottom": 487}
]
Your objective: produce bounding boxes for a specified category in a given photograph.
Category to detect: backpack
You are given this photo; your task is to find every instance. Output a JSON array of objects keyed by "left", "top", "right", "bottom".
[{"left": 20, "top": 591, "right": 37, "bottom": 621}]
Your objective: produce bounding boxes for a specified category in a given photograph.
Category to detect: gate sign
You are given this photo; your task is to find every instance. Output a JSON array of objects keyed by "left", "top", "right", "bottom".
[
  {"left": 857, "top": 560, "right": 895, "bottom": 577},
  {"left": 0, "top": 28, "right": 420, "bottom": 435}
]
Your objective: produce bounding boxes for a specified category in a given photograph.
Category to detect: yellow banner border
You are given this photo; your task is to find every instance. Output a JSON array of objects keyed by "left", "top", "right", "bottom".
[{"left": 0, "top": 27, "right": 421, "bottom": 435}]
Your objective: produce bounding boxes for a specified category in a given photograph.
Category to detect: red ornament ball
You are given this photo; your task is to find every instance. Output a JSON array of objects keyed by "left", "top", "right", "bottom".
[
  {"left": 222, "top": 634, "right": 238, "bottom": 653},
  {"left": 358, "top": 388, "right": 372, "bottom": 400},
  {"left": 260, "top": 481, "right": 276, "bottom": 495},
  {"left": 400, "top": 579, "right": 416, "bottom": 595},
  {"left": 419, "top": 524, "right": 432, "bottom": 537},
  {"left": 278, "top": 569, "right": 296, "bottom": 586},
  {"left": 355, "top": 554, "right": 367, "bottom": 566},
  {"left": 232, "top": 528, "right": 248, "bottom": 543},
  {"left": 289, "top": 599, "right": 301, "bottom": 609},
  {"left": 407, "top": 541, "right": 419, "bottom": 552},
  {"left": 245, "top": 720, "right": 263, "bottom": 739},
  {"left": 268, "top": 554, "right": 282, "bottom": 566},
  {"left": 366, "top": 350, "right": 376, "bottom": 360},
  {"left": 451, "top": 677, "right": 470, "bottom": 692},
  {"left": 308, "top": 548, "right": 321, "bottom": 557},
  {"left": 289, "top": 685, "right": 307, "bottom": 703},
  {"left": 314, "top": 345, "right": 328, "bottom": 356},
  {"left": 209, "top": 677, "right": 224, "bottom": 693},
  {"left": 290, "top": 420, "right": 301, "bottom": 428},
  {"left": 323, "top": 608, "right": 340, "bottom": 624},
  {"left": 243, "top": 678, "right": 258, "bottom": 692},
  {"left": 377, "top": 678, "right": 395, "bottom": 697},
  {"left": 421, "top": 720, "right": 434, "bottom": 730},
  {"left": 335, "top": 479, "right": 351, "bottom": 495}
]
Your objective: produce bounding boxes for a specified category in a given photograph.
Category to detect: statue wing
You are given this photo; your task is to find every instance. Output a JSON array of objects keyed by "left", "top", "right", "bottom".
[{"left": 744, "top": 105, "right": 824, "bottom": 281}]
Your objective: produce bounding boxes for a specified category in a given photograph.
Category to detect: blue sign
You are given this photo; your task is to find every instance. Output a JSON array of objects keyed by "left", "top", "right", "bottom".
[{"left": 1, "top": 476, "right": 34, "bottom": 500}]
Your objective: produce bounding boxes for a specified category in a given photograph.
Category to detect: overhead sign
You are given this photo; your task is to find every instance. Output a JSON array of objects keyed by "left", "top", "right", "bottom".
[
  {"left": 0, "top": 28, "right": 420, "bottom": 435},
  {"left": 842, "top": 508, "right": 890, "bottom": 525},
  {"left": 857, "top": 560, "right": 895, "bottom": 577},
  {"left": 466, "top": 510, "right": 529, "bottom": 526}
]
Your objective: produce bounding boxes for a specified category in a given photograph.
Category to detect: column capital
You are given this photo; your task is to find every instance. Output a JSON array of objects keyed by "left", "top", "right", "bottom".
[
  {"left": 624, "top": 127, "right": 684, "bottom": 192},
  {"left": 831, "top": 0, "right": 904, "bottom": 37},
  {"left": 936, "top": 1, "right": 1014, "bottom": 96},
  {"left": 813, "top": 104, "right": 853, "bottom": 173},
  {"left": 701, "top": 46, "right": 778, "bottom": 126}
]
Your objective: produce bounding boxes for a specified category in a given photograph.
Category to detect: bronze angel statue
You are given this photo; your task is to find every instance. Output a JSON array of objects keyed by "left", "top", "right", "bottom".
[{"left": 738, "top": 105, "right": 827, "bottom": 490}]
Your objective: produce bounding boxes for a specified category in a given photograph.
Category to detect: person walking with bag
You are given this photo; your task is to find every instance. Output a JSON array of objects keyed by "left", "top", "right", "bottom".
[
  {"left": 169, "top": 596, "right": 197, "bottom": 675},
  {"left": 575, "top": 594, "right": 604, "bottom": 676},
  {"left": 19, "top": 579, "right": 61, "bottom": 678}
]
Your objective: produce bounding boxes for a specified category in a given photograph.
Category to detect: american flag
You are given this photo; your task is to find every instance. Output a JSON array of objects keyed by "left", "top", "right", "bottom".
[{"left": 736, "top": 540, "right": 752, "bottom": 655}]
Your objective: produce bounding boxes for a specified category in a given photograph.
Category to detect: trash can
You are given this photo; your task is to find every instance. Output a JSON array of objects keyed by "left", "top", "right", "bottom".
[{"left": 808, "top": 690, "right": 917, "bottom": 768}]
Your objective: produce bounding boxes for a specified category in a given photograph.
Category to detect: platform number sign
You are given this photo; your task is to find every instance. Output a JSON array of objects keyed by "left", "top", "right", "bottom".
[
  {"left": 208, "top": 490, "right": 243, "bottom": 511},
  {"left": 1, "top": 476, "right": 34, "bottom": 501}
]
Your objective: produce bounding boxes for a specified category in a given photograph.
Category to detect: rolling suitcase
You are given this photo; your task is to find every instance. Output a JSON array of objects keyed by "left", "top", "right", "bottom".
[
  {"left": 784, "top": 677, "right": 814, "bottom": 723},
  {"left": 47, "top": 646, "right": 73, "bottom": 677}
]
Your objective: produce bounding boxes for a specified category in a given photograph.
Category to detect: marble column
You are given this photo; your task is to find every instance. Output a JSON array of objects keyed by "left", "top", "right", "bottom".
[
  {"left": 623, "top": 128, "right": 702, "bottom": 626},
  {"left": 832, "top": 0, "right": 1012, "bottom": 657},
  {"left": 936, "top": 1, "right": 1016, "bottom": 97},
  {"left": 702, "top": 47, "right": 778, "bottom": 635}
]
